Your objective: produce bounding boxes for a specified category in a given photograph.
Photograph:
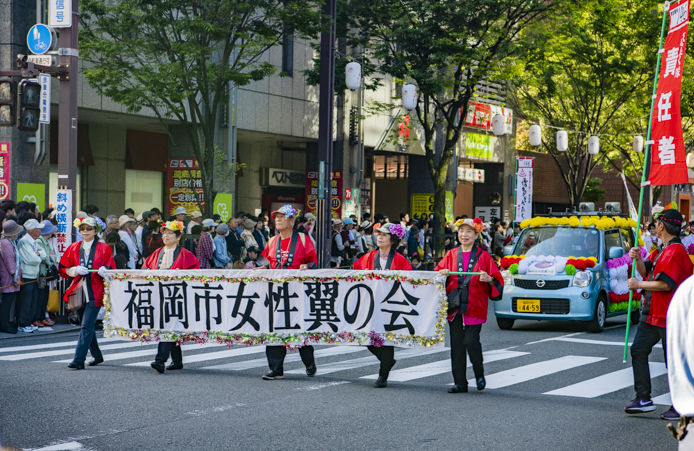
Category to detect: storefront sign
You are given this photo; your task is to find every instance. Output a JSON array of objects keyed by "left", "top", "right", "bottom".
[
  {"left": 464, "top": 102, "right": 513, "bottom": 134},
  {"left": 463, "top": 133, "right": 494, "bottom": 160},
  {"left": 344, "top": 187, "right": 359, "bottom": 217},
  {"left": 17, "top": 182, "right": 45, "bottom": 211},
  {"left": 457, "top": 167, "right": 486, "bottom": 183},
  {"left": 515, "top": 157, "right": 534, "bottom": 222},
  {"left": 213, "top": 193, "right": 233, "bottom": 223},
  {"left": 264, "top": 168, "right": 305, "bottom": 188},
  {"left": 104, "top": 269, "right": 447, "bottom": 348},
  {"left": 411, "top": 192, "right": 454, "bottom": 222},
  {"left": 0, "top": 142, "right": 10, "bottom": 200},
  {"left": 305, "top": 170, "right": 342, "bottom": 218},
  {"left": 475, "top": 206, "right": 502, "bottom": 222},
  {"left": 54, "top": 189, "right": 72, "bottom": 256},
  {"left": 168, "top": 159, "right": 204, "bottom": 216}
]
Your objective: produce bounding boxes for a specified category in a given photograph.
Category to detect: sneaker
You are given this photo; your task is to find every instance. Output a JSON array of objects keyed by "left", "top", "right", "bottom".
[
  {"left": 624, "top": 398, "right": 656, "bottom": 414},
  {"left": 262, "top": 370, "right": 284, "bottom": 380},
  {"left": 29, "top": 325, "right": 39, "bottom": 332},
  {"left": 18, "top": 326, "right": 34, "bottom": 333},
  {"left": 660, "top": 406, "right": 680, "bottom": 421}
]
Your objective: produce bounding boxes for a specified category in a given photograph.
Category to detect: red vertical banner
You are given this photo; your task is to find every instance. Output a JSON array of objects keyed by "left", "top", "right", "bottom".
[
  {"left": 649, "top": 0, "right": 690, "bottom": 186},
  {"left": 0, "top": 142, "right": 10, "bottom": 200}
]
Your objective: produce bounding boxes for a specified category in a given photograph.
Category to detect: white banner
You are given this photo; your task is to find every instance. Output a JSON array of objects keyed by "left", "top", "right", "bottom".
[
  {"left": 48, "top": 0, "right": 72, "bottom": 28},
  {"left": 39, "top": 73, "right": 50, "bottom": 124},
  {"left": 105, "top": 269, "right": 447, "bottom": 348},
  {"left": 54, "top": 189, "right": 72, "bottom": 257},
  {"left": 515, "top": 158, "right": 534, "bottom": 222}
]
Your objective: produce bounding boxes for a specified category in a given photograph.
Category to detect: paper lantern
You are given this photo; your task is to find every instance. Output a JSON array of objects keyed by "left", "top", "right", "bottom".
[
  {"left": 402, "top": 84, "right": 418, "bottom": 111},
  {"left": 556, "top": 130, "right": 568, "bottom": 152},
  {"left": 345, "top": 62, "right": 361, "bottom": 91},
  {"left": 633, "top": 135, "right": 644, "bottom": 153},
  {"left": 588, "top": 135, "right": 600, "bottom": 155},
  {"left": 492, "top": 114, "right": 506, "bottom": 136},
  {"left": 528, "top": 124, "right": 542, "bottom": 146},
  {"left": 687, "top": 152, "right": 694, "bottom": 168}
]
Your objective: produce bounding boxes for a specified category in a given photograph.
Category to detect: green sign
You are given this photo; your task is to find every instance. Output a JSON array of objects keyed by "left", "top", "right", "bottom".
[
  {"left": 445, "top": 191, "right": 454, "bottom": 223},
  {"left": 213, "top": 193, "right": 233, "bottom": 223},
  {"left": 464, "top": 133, "right": 493, "bottom": 160},
  {"left": 17, "top": 183, "right": 45, "bottom": 211}
]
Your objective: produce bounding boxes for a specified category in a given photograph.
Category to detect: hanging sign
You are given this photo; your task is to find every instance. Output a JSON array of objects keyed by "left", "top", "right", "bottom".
[
  {"left": 48, "top": 0, "right": 72, "bottom": 28},
  {"left": 515, "top": 158, "right": 534, "bottom": 222},
  {"left": 649, "top": 0, "right": 690, "bottom": 186},
  {"left": 55, "top": 189, "right": 72, "bottom": 257},
  {"left": 168, "top": 159, "right": 204, "bottom": 216},
  {"left": 0, "top": 142, "right": 9, "bottom": 200}
]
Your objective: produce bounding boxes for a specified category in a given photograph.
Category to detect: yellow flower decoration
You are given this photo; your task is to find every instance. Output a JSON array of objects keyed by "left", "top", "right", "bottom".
[
  {"left": 162, "top": 220, "right": 184, "bottom": 232},
  {"left": 587, "top": 257, "right": 598, "bottom": 263},
  {"left": 519, "top": 215, "right": 637, "bottom": 231}
]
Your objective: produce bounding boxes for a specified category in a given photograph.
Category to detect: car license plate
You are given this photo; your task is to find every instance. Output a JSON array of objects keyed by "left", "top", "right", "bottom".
[{"left": 517, "top": 299, "right": 541, "bottom": 313}]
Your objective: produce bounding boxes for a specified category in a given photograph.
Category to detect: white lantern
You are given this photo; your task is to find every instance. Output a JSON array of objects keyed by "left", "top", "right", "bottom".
[
  {"left": 556, "top": 130, "right": 568, "bottom": 152},
  {"left": 528, "top": 124, "right": 542, "bottom": 146},
  {"left": 633, "top": 135, "right": 644, "bottom": 153},
  {"left": 345, "top": 62, "right": 361, "bottom": 91},
  {"left": 687, "top": 152, "right": 694, "bottom": 168},
  {"left": 402, "top": 84, "right": 418, "bottom": 111},
  {"left": 588, "top": 135, "right": 600, "bottom": 155},
  {"left": 492, "top": 114, "right": 506, "bottom": 136}
]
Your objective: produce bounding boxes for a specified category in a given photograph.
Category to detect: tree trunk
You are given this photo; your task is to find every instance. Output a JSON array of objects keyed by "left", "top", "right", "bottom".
[{"left": 431, "top": 162, "right": 449, "bottom": 260}]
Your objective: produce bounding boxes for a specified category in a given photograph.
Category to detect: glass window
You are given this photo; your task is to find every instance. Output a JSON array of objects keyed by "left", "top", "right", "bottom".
[
  {"left": 514, "top": 226, "right": 600, "bottom": 258},
  {"left": 620, "top": 228, "right": 635, "bottom": 251},
  {"left": 281, "top": 32, "right": 294, "bottom": 75},
  {"left": 604, "top": 230, "right": 622, "bottom": 260}
]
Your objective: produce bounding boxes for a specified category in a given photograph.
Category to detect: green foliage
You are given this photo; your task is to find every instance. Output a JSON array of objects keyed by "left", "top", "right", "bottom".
[
  {"left": 79, "top": 0, "right": 320, "bottom": 214},
  {"left": 582, "top": 177, "right": 606, "bottom": 202}
]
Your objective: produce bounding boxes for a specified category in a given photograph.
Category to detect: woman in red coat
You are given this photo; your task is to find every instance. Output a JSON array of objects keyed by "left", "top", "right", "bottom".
[
  {"left": 59, "top": 217, "right": 116, "bottom": 370},
  {"left": 353, "top": 222, "right": 411, "bottom": 388},
  {"left": 436, "top": 217, "right": 503, "bottom": 393},
  {"left": 143, "top": 221, "right": 199, "bottom": 373}
]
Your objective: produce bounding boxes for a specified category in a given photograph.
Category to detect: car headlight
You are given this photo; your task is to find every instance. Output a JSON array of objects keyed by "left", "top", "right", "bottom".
[
  {"left": 501, "top": 270, "right": 513, "bottom": 286},
  {"left": 573, "top": 270, "right": 593, "bottom": 288}
]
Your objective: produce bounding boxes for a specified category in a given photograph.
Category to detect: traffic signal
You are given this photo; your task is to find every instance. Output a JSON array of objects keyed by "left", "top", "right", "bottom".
[
  {"left": 0, "top": 77, "right": 15, "bottom": 126},
  {"left": 17, "top": 79, "right": 41, "bottom": 132}
]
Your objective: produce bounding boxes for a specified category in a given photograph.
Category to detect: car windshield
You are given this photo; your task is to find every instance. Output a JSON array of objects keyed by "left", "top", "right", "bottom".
[{"left": 514, "top": 226, "right": 600, "bottom": 258}]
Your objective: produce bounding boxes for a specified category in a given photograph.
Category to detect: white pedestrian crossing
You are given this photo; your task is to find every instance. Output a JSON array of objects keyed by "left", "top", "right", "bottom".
[
  {"left": 544, "top": 362, "right": 667, "bottom": 398},
  {"left": 125, "top": 345, "right": 267, "bottom": 367},
  {"left": 0, "top": 340, "right": 148, "bottom": 361},
  {"left": 652, "top": 392, "right": 672, "bottom": 406},
  {"left": 53, "top": 343, "right": 227, "bottom": 364},
  {"left": 201, "top": 345, "right": 364, "bottom": 372},
  {"left": 0, "top": 337, "right": 121, "bottom": 354}
]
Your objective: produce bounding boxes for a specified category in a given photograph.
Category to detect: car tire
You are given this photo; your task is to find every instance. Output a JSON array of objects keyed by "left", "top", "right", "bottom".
[
  {"left": 496, "top": 317, "right": 515, "bottom": 330},
  {"left": 629, "top": 307, "right": 641, "bottom": 325},
  {"left": 587, "top": 294, "right": 607, "bottom": 333}
]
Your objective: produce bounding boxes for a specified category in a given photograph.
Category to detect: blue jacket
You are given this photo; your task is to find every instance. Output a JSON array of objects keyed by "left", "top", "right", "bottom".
[{"left": 212, "top": 235, "right": 230, "bottom": 267}]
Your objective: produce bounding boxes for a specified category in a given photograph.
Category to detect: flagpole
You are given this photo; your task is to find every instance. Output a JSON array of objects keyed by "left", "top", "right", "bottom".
[{"left": 623, "top": 1, "right": 670, "bottom": 363}]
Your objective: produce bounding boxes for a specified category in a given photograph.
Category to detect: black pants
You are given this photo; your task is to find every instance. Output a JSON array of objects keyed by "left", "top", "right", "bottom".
[
  {"left": 449, "top": 315, "right": 483, "bottom": 387},
  {"left": 155, "top": 342, "right": 182, "bottom": 365},
  {"left": 17, "top": 280, "right": 38, "bottom": 327},
  {"left": 35, "top": 285, "right": 49, "bottom": 323},
  {"left": 631, "top": 322, "right": 667, "bottom": 400},
  {"left": 266, "top": 345, "right": 314, "bottom": 374},
  {"left": 0, "top": 292, "right": 18, "bottom": 332},
  {"left": 367, "top": 345, "right": 395, "bottom": 378}
]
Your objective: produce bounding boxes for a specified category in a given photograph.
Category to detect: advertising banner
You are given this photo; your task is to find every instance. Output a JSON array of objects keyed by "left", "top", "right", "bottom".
[
  {"left": 515, "top": 158, "right": 534, "bottom": 222},
  {"left": 168, "top": 159, "right": 204, "bottom": 216}
]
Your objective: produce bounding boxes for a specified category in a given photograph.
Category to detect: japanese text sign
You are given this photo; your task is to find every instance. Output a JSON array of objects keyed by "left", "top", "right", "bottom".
[
  {"left": 55, "top": 189, "right": 72, "bottom": 257},
  {"left": 168, "top": 159, "right": 204, "bottom": 216},
  {"left": 305, "top": 170, "right": 342, "bottom": 218},
  {"left": 515, "top": 158, "right": 534, "bottom": 222},
  {"left": 0, "top": 142, "right": 9, "bottom": 200}
]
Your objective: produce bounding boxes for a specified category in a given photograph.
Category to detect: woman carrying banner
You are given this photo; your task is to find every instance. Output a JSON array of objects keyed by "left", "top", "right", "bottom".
[
  {"left": 256, "top": 204, "right": 318, "bottom": 380},
  {"left": 59, "top": 217, "right": 115, "bottom": 370},
  {"left": 353, "top": 222, "right": 411, "bottom": 388},
  {"left": 436, "top": 217, "right": 504, "bottom": 393},
  {"left": 144, "top": 220, "right": 200, "bottom": 373}
]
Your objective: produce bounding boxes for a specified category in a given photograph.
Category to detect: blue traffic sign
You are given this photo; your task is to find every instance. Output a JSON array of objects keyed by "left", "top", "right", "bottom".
[{"left": 27, "top": 24, "right": 53, "bottom": 55}]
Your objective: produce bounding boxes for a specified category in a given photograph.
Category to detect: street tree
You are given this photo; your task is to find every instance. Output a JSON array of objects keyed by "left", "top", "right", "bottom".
[{"left": 80, "top": 0, "right": 320, "bottom": 215}]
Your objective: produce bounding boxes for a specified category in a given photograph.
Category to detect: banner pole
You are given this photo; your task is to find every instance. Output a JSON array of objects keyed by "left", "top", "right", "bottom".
[{"left": 623, "top": 1, "right": 670, "bottom": 363}]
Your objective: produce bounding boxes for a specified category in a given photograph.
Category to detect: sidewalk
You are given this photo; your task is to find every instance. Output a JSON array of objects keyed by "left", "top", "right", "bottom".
[{"left": 0, "top": 320, "right": 81, "bottom": 340}]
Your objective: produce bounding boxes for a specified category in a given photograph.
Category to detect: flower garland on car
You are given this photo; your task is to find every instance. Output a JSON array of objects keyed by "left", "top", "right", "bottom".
[{"left": 519, "top": 215, "right": 638, "bottom": 230}]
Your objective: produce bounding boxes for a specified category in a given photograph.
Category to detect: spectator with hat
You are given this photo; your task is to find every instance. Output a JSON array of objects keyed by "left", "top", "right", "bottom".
[
  {"left": 36, "top": 220, "right": 58, "bottom": 328},
  {"left": 174, "top": 206, "right": 187, "bottom": 223},
  {"left": 195, "top": 218, "right": 215, "bottom": 269},
  {"left": 625, "top": 208, "right": 693, "bottom": 419},
  {"left": 118, "top": 214, "right": 138, "bottom": 269},
  {"left": 134, "top": 211, "right": 151, "bottom": 266},
  {"left": 330, "top": 218, "right": 346, "bottom": 267},
  {"left": 212, "top": 223, "right": 231, "bottom": 268},
  {"left": 244, "top": 246, "right": 262, "bottom": 268},
  {"left": 241, "top": 217, "right": 259, "bottom": 250},
  {"left": 186, "top": 210, "right": 203, "bottom": 234},
  {"left": 0, "top": 220, "right": 23, "bottom": 334},
  {"left": 17, "top": 219, "right": 47, "bottom": 332}
]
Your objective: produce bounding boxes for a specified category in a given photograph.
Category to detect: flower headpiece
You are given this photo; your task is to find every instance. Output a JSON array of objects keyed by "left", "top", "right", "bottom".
[
  {"left": 162, "top": 220, "right": 184, "bottom": 232},
  {"left": 272, "top": 204, "right": 300, "bottom": 219},
  {"left": 388, "top": 223, "right": 407, "bottom": 239},
  {"left": 455, "top": 217, "right": 484, "bottom": 233},
  {"left": 73, "top": 216, "right": 103, "bottom": 232}
]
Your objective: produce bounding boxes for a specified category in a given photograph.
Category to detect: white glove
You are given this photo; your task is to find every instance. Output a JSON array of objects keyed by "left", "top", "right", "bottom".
[
  {"left": 97, "top": 266, "right": 111, "bottom": 280},
  {"left": 75, "top": 266, "right": 89, "bottom": 276}
]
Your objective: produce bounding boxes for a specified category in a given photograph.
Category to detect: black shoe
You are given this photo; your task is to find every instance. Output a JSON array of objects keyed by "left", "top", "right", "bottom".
[
  {"left": 305, "top": 364, "right": 317, "bottom": 377},
  {"left": 67, "top": 362, "right": 84, "bottom": 370},
  {"left": 660, "top": 406, "right": 680, "bottom": 421},
  {"left": 150, "top": 361, "right": 165, "bottom": 374},
  {"left": 476, "top": 376, "right": 486, "bottom": 391},
  {"left": 262, "top": 370, "right": 284, "bottom": 380},
  {"left": 374, "top": 376, "right": 388, "bottom": 388},
  {"left": 448, "top": 384, "right": 468, "bottom": 393},
  {"left": 0, "top": 328, "right": 17, "bottom": 334},
  {"left": 88, "top": 357, "right": 104, "bottom": 367},
  {"left": 166, "top": 363, "right": 183, "bottom": 371}
]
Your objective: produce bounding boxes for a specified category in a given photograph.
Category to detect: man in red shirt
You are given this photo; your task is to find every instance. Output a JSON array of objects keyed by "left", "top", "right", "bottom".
[
  {"left": 625, "top": 208, "right": 693, "bottom": 419},
  {"left": 258, "top": 204, "right": 317, "bottom": 380}
]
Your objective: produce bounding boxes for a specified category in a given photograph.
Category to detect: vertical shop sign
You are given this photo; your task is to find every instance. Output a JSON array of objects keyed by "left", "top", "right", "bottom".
[
  {"left": 515, "top": 158, "right": 534, "bottom": 222},
  {"left": 0, "top": 142, "right": 9, "bottom": 200},
  {"left": 55, "top": 189, "right": 72, "bottom": 257},
  {"left": 168, "top": 159, "right": 204, "bottom": 215},
  {"left": 306, "top": 170, "right": 342, "bottom": 218}
]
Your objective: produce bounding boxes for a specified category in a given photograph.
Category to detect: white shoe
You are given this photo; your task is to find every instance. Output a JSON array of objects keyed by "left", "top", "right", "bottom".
[
  {"left": 30, "top": 325, "right": 39, "bottom": 332},
  {"left": 18, "top": 326, "right": 34, "bottom": 333}
]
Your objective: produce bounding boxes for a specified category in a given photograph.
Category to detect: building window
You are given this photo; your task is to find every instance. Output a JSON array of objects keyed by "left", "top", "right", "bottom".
[
  {"left": 282, "top": 32, "right": 294, "bottom": 76},
  {"left": 373, "top": 154, "right": 409, "bottom": 179}
]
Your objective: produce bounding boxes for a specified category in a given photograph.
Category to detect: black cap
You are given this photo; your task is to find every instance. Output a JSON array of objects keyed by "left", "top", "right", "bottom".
[
  {"left": 247, "top": 246, "right": 260, "bottom": 254},
  {"left": 657, "top": 208, "right": 684, "bottom": 226}
]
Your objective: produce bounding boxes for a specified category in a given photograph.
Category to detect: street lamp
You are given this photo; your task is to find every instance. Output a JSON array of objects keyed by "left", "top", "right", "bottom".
[
  {"left": 556, "top": 130, "right": 568, "bottom": 152},
  {"left": 633, "top": 135, "right": 644, "bottom": 153},
  {"left": 588, "top": 135, "right": 600, "bottom": 155},
  {"left": 528, "top": 124, "right": 542, "bottom": 146},
  {"left": 402, "top": 84, "right": 417, "bottom": 111}
]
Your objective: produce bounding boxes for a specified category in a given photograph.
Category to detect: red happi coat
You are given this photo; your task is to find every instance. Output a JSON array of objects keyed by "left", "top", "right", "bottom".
[
  {"left": 59, "top": 241, "right": 116, "bottom": 307},
  {"left": 261, "top": 232, "right": 317, "bottom": 269},
  {"left": 353, "top": 250, "right": 413, "bottom": 271},
  {"left": 435, "top": 245, "right": 503, "bottom": 323},
  {"left": 143, "top": 246, "right": 200, "bottom": 270}
]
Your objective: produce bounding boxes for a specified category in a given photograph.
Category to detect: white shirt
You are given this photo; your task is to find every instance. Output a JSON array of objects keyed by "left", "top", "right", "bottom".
[
  {"left": 379, "top": 255, "right": 388, "bottom": 269},
  {"left": 160, "top": 246, "right": 175, "bottom": 270},
  {"left": 66, "top": 239, "right": 95, "bottom": 303},
  {"left": 118, "top": 229, "right": 137, "bottom": 269},
  {"left": 667, "top": 275, "right": 694, "bottom": 416}
]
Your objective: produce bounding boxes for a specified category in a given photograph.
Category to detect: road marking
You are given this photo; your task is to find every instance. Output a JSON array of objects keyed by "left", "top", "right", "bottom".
[
  {"left": 544, "top": 362, "right": 667, "bottom": 397},
  {"left": 552, "top": 337, "right": 662, "bottom": 349},
  {"left": 285, "top": 347, "right": 448, "bottom": 375},
  {"left": 0, "top": 337, "right": 120, "bottom": 354},
  {"left": 0, "top": 341, "right": 149, "bottom": 361},
  {"left": 361, "top": 349, "right": 529, "bottom": 382},
  {"left": 53, "top": 343, "right": 227, "bottom": 363},
  {"left": 297, "top": 381, "right": 351, "bottom": 391},
  {"left": 523, "top": 332, "right": 584, "bottom": 346},
  {"left": 186, "top": 402, "right": 248, "bottom": 417},
  {"left": 124, "top": 345, "right": 266, "bottom": 366},
  {"left": 26, "top": 441, "right": 85, "bottom": 450},
  {"left": 652, "top": 392, "right": 672, "bottom": 406},
  {"left": 473, "top": 355, "right": 605, "bottom": 389},
  {"left": 201, "top": 346, "right": 365, "bottom": 371}
]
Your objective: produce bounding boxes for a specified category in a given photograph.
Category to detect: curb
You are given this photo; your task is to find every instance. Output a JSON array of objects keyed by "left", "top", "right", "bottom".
[{"left": 0, "top": 325, "right": 81, "bottom": 340}]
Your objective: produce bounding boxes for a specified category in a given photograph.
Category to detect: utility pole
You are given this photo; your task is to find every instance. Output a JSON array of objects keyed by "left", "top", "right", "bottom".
[{"left": 57, "top": 0, "right": 78, "bottom": 208}]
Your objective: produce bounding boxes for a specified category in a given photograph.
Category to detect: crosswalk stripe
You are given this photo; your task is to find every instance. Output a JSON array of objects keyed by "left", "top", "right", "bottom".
[
  {"left": 0, "top": 336, "right": 120, "bottom": 354},
  {"left": 652, "top": 392, "right": 672, "bottom": 406},
  {"left": 201, "top": 346, "right": 365, "bottom": 372},
  {"left": 553, "top": 337, "right": 662, "bottom": 349},
  {"left": 285, "top": 347, "right": 448, "bottom": 375},
  {"left": 0, "top": 341, "right": 148, "bottom": 361},
  {"left": 124, "top": 346, "right": 267, "bottom": 367},
  {"left": 543, "top": 362, "right": 666, "bottom": 397},
  {"left": 361, "top": 349, "right": 529, "bottom": 382},
  {"left": 473, "top": 355, "right": 606, "bottom": 389},
  {"left": 53, "top": 343, "right": 228, "bottom": 364}
]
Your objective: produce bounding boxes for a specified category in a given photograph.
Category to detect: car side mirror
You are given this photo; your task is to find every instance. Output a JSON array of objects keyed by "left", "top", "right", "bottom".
[
  {"left": 503, "top": 245, "right": 514, "bottom": 256},
  {"left": 608, "top": 246, "right": 624, "bottom": 259}
]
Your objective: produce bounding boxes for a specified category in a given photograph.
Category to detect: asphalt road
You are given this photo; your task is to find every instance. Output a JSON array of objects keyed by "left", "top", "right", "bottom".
[{"left": 0, "top": 311, "right": 677, "bottom": 451}]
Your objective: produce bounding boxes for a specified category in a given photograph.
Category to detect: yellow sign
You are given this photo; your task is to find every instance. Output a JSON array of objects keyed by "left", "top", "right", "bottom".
[{"left": 411, "top": 192, "right": 455, "bottom": 222}]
